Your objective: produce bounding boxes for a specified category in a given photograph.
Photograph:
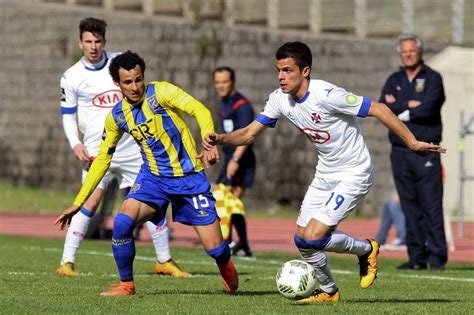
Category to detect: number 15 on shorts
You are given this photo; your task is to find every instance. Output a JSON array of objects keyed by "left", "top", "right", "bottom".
[{"left": 192, "top": 194, "right": 210, "bottom": 209}]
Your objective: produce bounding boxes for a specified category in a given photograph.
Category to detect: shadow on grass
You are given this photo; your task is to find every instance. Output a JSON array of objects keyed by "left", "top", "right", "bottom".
[
  {"left": 347, "top": 298, "right": 461, "bottom": 303},
  {"left": 292, "top": 297, "right": 461, "bottom": 307},
  {"left": 146, "top": 289, "right": 276, "bottom": 296},
  {"left": 141, "top": 271, "right": 252, "bottom": 276},
  {"left": 444, "top": 265, "right": 474, "bottom": 271}
]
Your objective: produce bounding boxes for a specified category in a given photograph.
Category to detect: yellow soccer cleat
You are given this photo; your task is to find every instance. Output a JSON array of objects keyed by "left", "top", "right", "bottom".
[
  {"left": 154, "top": 259, "right": 191, "bottom": 277},
  {"left": 100, "top": 281, "right": 135, "bottom": 297},
  {"left": 55, "top": 262, "right": 80, "bottom": 276},
  {"left": 297, "top": 289, "right": 341, "bottom": 303},
  {"left": 358, "top": 239, "right": 380, "bottom": 289}
]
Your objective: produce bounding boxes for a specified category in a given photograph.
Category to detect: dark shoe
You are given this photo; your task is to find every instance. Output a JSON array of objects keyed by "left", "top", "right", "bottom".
[
  {"left": 396, "top": 261, "right": 427, "bottom": 270},
  {"left": 230, "top": 242, "right": 252, "bottom": 257},
  {"left": 430, "top": 265, "right": 445, "bottom": 271},
  {"left": 234, "top": 247, "right": 252, "bottom": 257}
]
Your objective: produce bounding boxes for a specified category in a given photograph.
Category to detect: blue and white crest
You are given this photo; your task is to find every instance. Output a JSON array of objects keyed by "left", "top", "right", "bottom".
[{"left": 147, "top": 95, "right": 161, "bottom": 112}]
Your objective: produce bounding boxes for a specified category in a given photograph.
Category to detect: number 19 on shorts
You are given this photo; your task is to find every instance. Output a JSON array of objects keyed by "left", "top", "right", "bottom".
[{"left": 325, "top": 192, "right": 345, "bottom": 210}]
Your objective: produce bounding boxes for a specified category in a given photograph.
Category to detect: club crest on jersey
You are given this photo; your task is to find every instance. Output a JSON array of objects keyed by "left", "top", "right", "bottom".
[
  {"left": 147, "top": 95, "right": 161, "bottom": 112},
  {"left": 311, "top": 113, "right": 321, "bottom": 124},
  {"left": 300, "top": 128, "right": 330, "bottom": 144},
  {"left": 415, "top": 78, "right": 425, "bottom": 93},
  {"left": 116, "top": 115, "right": 125, "bottom": 125},
  {"left": 92, "top": 89, "right": 122, "bottom": 108}
]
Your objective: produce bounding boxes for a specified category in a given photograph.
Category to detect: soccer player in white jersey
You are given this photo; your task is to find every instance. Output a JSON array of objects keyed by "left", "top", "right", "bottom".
[
  {"left": 203, "top": 41, "right": 446, "bottom": 303},
  {"left": 56, "top": 17, "right": 189, "bottom": 278}
]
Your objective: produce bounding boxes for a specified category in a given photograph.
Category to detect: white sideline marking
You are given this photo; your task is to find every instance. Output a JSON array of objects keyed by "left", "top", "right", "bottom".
[{"left": 3, "top": 245, "right": 474, "bottom": 283}]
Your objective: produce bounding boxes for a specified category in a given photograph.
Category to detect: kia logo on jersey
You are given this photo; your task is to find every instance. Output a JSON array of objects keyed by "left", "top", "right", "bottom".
[
  {"left": 92, "top": 90, "right": 122, "bottom": 108},
  {"left": 300, "top": 128, "right": 330, "bottom": 144}
]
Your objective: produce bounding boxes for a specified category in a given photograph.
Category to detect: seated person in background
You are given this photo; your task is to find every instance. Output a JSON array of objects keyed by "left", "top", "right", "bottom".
[{"left": 375, "top": 193, "right": 406, "bottom": 251}]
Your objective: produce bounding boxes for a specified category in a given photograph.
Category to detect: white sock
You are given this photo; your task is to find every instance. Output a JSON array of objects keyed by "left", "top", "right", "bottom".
[
  {"left": 146, "top": 220, "right": 171, "bottom": 263},
  {"left": 299, "top": 248, "right": 337, "bottom": 294},
  {"left": 324, "top": 230, "right": 371, "bottom": 256},
  {"left": 60, "top": 209, "right": 91, "bottom": 265}
]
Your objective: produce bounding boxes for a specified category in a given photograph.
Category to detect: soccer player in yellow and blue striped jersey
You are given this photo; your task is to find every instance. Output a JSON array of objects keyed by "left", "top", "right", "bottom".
[{"left": 55, "top": 51, "right": 238, "bottom": 297}]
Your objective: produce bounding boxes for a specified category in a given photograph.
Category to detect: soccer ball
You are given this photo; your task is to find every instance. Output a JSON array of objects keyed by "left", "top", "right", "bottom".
[{"left": 275, "top": 260, "right": 317, "bottom": 299}]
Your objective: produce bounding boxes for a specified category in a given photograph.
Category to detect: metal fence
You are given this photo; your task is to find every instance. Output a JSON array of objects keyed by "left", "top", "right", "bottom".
[{"left": 39, "top": 0, "right": 473, "bottom": 45}]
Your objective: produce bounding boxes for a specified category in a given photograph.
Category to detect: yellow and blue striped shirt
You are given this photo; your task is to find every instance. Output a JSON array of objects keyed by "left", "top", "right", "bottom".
[{"left": 74, "top": 81, "right": 215, "bottom": 206}]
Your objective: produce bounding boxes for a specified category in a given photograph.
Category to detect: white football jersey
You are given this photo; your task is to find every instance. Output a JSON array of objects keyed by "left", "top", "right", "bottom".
[
  {"left": 60, "top": 51, "right": 139, "bottom": 159},
  {"left": 258, "top": 79, "right": 373, "bottom": 181}
]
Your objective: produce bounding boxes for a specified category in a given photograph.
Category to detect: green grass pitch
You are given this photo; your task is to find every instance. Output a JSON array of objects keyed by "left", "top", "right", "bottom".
[{"left": 1, "top": 235, "right": 473, "bottom": 314}]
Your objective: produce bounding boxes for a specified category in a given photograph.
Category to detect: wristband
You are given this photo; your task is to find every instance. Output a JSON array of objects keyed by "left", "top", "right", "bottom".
[{"left": 231, "top": 156, "right": 240, "bottom": 162}]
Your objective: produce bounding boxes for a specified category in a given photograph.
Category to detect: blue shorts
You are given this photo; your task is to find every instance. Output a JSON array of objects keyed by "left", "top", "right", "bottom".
[
  {"left": 125, "top": 170, "right": 217, "bottom": 226},
  {"left": 217, "top": 151, "right": 256, "bottom": 188}
]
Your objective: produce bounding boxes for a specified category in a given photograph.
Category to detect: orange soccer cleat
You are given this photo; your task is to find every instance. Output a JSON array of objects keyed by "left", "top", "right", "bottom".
[
  {"left": 100, "top": 281, "right": 136, "bottom": 297},
  {"left": 218, "top": 260, "right": 239, "bottom": 293}
]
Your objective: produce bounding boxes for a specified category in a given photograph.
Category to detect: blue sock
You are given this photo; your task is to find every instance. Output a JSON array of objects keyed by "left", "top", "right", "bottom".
[
  {"left": 112, "top": 214, "right": 136, "bottom": 281},
  {"left": 206, "top": 241, "right": 231, "bottom": 265}
]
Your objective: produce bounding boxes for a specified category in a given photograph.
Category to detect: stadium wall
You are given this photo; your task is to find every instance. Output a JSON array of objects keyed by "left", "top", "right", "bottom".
[{"left": 0, "top": 0, "right": 445, "bottom": 216}]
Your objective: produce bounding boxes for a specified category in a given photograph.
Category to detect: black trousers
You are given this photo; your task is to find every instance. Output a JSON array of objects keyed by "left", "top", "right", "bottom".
[{"left": 390, "top": 147, "right": 448, "bottom": 267}]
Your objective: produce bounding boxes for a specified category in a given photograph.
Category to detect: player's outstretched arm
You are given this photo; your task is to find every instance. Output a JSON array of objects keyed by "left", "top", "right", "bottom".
[
  {"left": 369, "top": 101, "right": 446, "bottom": 154},
  {"left": 203, "top": 120, "right": 267, "bottom": 150},
  {"left": 54, "top": 205, "right": 81, "bottom": 230}
]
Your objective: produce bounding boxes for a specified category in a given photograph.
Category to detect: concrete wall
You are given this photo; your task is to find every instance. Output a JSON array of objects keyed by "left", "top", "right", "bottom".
[
  {"left": 429, "top": 47, "right": 474, "bottom": 221},
  {"left": 0, "top": 0, "right": 446, "bottom": 216}
]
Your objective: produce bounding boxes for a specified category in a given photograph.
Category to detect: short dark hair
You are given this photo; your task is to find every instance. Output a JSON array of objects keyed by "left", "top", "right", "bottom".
[
  {"left": 212, "top": 66, "right": 235, "bottom": 83},
  {"left": 79, "top": 17, "right": 107, "bottom": 40},
  {"left": 275, "top": 41, "right": 312, "bottom": 72},
  {"left": 109, "top": 51, "right": 146, "bottom": 83}
]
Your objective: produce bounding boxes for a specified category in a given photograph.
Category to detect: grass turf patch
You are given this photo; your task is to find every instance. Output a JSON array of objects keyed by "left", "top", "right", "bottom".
[
  {"left": 0, "top": 235, "right": 472, "bottom": 314},
  {"left": 0, "top": 181, "right": 76, "bottom": 214}
]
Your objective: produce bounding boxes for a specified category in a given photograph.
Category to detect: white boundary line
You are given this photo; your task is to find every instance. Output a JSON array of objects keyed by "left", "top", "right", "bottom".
[{"left": 3, "top": 245, "right": 473, "bottom": 283}]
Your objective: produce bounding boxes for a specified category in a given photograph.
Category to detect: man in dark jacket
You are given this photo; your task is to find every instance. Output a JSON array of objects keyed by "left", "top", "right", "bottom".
[{"left": 380, "top": 34, "right": 447, "bottom": 271}]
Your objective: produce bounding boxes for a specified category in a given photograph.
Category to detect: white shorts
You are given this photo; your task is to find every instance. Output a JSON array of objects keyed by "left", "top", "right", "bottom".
[
  {"left": 82, "top": 155, "right": 142, "bottom": 189},
  {"left": 296, "top": 176, "right": 373, "bottom": 227}
]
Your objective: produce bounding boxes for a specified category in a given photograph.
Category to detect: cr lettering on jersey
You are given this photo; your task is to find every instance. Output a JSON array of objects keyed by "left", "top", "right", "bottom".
[
  {"left": 130, "top": 118, "right": 154, "bottom": 142},
  {"left": 300, "top": 128, "right": 331, "bottom": 144},
  {"left": 92, "top": 89, "right": 122, "bottom": 108}
]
